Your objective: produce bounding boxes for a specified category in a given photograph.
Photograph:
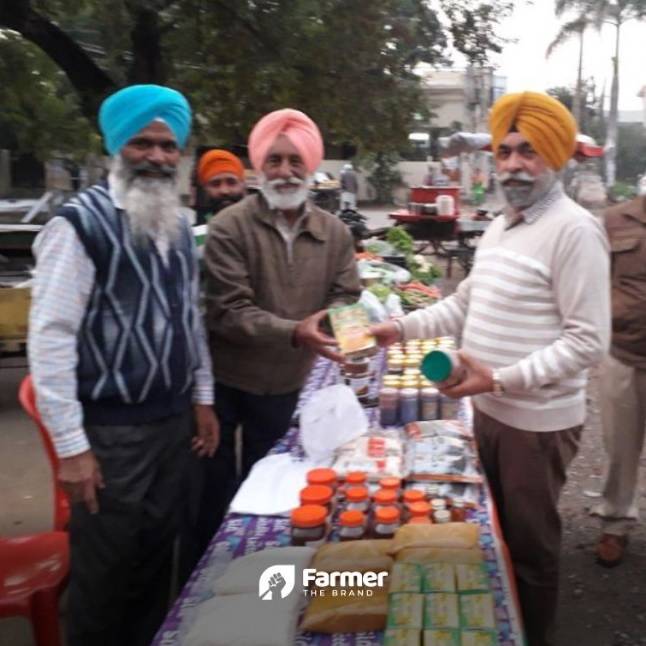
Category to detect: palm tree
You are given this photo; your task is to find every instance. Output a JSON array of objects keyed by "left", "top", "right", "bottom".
[{"left": 548, "top": 0, "right": 646, "bottom": 187}]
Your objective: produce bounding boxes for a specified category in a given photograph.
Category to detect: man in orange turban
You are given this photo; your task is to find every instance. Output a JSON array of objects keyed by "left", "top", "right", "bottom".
[
  {"left": 370, "top": 91, "right": 610, "bottom": 646},
  {"left": 197, "top": 148, "right": 246, "bottom": 218},
  {"left": 183, "top": 109, "right": 361, "bottom": 573}
]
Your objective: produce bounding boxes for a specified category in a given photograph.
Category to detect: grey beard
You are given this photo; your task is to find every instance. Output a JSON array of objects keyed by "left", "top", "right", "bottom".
[
  {"left": 260, "top": 176, "right": 310, "bottom": 211},
  {"left": 109, "top": 155, "right": 181, "bottom": 246},
  {"left": 498, "top": 169, "right": 557, "bottom": 210}
]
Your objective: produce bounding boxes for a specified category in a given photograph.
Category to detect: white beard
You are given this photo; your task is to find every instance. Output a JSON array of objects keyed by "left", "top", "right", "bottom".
[
  {"left": 109, "top": 155, "right": 181, "bottom": 246},
  {"left": 260, "top": 176, "right": 310, "bottom": 211}
]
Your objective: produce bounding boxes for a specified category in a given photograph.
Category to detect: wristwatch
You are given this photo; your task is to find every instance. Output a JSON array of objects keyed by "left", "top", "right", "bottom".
[{"left": 492, "top": 370, "right": 505, "bottom": 397}]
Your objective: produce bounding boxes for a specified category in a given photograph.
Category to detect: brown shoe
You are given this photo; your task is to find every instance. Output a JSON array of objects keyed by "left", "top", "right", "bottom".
[{"left": 595, "top": 533, "right": 627, "bottom": 567}]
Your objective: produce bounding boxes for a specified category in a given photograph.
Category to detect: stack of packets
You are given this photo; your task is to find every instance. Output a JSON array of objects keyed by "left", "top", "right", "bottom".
[
  {"left": 385, "top": 562, "right": 497, "bottom": 645},
  {"left": 332, "top": 430, "right": 406, "bottom": 480}
]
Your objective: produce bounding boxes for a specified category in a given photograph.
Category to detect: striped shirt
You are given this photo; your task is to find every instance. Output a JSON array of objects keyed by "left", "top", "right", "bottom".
[
  {"left": 29, "top": 211, "right": 214, "bottom": 459},
  {"left": 401, "top": 182, "right": 611, "bottom": 432}
]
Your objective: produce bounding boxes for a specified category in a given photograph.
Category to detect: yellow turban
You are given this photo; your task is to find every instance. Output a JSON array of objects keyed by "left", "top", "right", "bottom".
[{"left": 489, "top": 92, "right": 578, "bottom": 170}]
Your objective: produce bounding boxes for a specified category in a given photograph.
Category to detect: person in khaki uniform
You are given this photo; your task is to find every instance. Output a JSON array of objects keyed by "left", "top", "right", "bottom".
[
  {"left": 190, "top": 108, "right": 360, "bottom": 564},
  {"left": 593, "top": 196, "right": 646, "bottom": 566}
]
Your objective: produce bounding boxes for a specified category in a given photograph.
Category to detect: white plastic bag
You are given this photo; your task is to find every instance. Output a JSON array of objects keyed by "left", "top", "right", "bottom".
[
  {"left": 359, "top": 289, "right": 388, "bottom": 322},
  {"left": 299, "top": 384, "right": 368, "bottom": 463}
]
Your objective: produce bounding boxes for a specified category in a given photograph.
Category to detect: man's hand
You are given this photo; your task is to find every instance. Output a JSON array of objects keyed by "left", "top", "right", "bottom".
[
  {"left": 192, "top": 404, "right": 220, "bottom": 458},
  {"left": 58, "top": 449, "right": 104, "bottom": 514},
  {"left": 439, "top": 351, "right": 494, "bottom": 399},
  {"left": 293, "top": 309, "right": 344, "bottom": 363},
  {"left": 369, "top": 321, "right": 402, "bottom": 347}
]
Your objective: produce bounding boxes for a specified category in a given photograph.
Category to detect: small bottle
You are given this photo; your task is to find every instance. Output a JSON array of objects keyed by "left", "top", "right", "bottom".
[
  {"left": 379, "top": 387, "right": 399, "bottom": 426},
  {"left": 433, "top": 509, "right": 451, "bottom": 524},
  {"left": 299, "top": 485, "right": 334, "bottom": 516},
  {"left": 440, "top": 394, "right": 460, "bottom": 420},
  {"left": 421, "top": 350, "right": 465, "bottom": 387},
  {"left": 379, "top": 477, "right": 402, "bottom": 498},
  {"left": 402, "top": 489, "right": 426, "bottom": 506},
  {"left": 431, "top": 498, "right": 447, "bottom": 513},
  {"left": 420, "top": 387, "right": 440, "bottom": 421},
  {"left": 338, "top": 510, "right": 366, "bottom": 541},
  {"left": 408, "top": 515, "right": 432, "bottom": 525},
  {"left": 372, "top": 506, "right": 401, "bottom": 539},
  {"left": 450, "top": 498, "right": 467, "bottom": 522},
  {"left": 291, "top": 505, "right": 328, "bottom": 547},
  {"left": 306, "top": 467, "right": 338, "bottom": 492},
  {"left": 345, "top": 486, "right": 370, "bottom": 513},
  {"left": 346, "top": 471, "right": 368, "bottom": 487},
  {"left": 425, "top": 483, "right": 441, "bottom": 499},
  {"left": 399, "top": 387, "right": 419, "bottom": 425},
  {"left": 407, "top": 501, "right": 431, "bottom": 522},
  {"left": 387, "top": 356, "right": 404, "bottom": 374},
  {"left": 373, "top": 488, "right": 398, "bottom": 510}
]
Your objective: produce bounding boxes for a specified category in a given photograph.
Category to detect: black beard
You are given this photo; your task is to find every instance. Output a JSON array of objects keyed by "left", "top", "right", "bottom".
[{"left": 207, "top": 193, "right": 244, "bottom": 214}]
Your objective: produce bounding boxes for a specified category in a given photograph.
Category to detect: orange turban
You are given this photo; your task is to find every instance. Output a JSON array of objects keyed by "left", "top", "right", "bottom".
[
  {"left": 489, "top": 92, "right": 578, "bottom": 170},
  {"left": 248, "top": 108, "right": 324, "bottom": 173},
  {"left": 197, "top": 149, "right": 245, "bottom": 184}
]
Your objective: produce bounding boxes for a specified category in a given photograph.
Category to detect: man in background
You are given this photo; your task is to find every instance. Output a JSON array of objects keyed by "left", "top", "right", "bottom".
[{"left": 197, "top": 148, "right": 246, "bottom": 220}]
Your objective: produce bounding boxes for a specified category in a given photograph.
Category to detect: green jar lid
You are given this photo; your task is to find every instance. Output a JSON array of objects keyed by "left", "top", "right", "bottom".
[{"left": 421, "top": 350, "right": 452, "bottom": 382}]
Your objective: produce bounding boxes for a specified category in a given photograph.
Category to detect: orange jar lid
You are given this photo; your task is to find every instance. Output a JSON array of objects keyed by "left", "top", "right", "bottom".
[
  {"left": 346, "top": 486, "right": 369, "bottom": 502},
  {"left": 407, "top": 501, "right": 431, "bottom": 517},
  {"left": 346, "top": 471, "right": 367, "bottom": 485},
  {"left": 339, "top": 510, "right": 365, "bottom": 527},
  {"left": 375, "top": 506, "right": 401, "bottom": 524},
  {"left": 307, "top": 468, "right": 337, "bottom": 487},
  {"left": 300, "top": 485, "right": 333, "bottom": 506},
  {"left": 408, "top": 516, "right": 432, "bottom": 525},
  {"left": 403, "top": 489, "right": 425, "bottom": 504},
  {"left": 379, "top": 477, "right": 401, "bottom": 491},
  {"left": 291, "top": 504, "right": 328, "bottom": 528},
  {"left": 374, "top": 489, "right": 397, "bottom": 505}
]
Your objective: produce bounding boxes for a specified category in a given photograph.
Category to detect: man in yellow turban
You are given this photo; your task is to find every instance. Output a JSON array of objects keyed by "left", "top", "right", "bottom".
[{"left": 371, "top": 91, "right": 610, "bottom": 646}]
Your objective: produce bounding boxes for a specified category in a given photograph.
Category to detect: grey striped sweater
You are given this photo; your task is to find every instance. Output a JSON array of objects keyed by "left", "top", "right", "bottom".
[{"left": 402, "top": 182, "right": 611, "bottom": 431}]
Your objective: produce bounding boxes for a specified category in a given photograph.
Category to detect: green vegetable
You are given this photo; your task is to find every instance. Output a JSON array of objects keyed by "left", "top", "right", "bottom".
[
  {"left": 367, "top": 284, "right": 392, "bottom": 302},
  {"left": 386, "top": 226, "right": 414, "bottom": 254}
]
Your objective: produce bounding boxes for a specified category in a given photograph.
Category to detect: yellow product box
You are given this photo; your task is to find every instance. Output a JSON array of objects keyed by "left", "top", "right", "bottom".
[
  {"left": 328, "top": 303, "right": 377, "bottom": 359},
  {"left": 387, "top": 593, "right": 424, "bottom": 629},
  {"left": 390, "top": 563, "right": 423, "bottom": 594},
  {"left": 460, "top": 630, "right": 498, "bottom": 646},
  {"left": 459, "top": 593, "right": 496, "bottom": 630},
  {"left": 421, "top": 563, "right": 455, "bottom": 593},
  {"left": 422, "top": 629, "right": 460, "bottom": 646},
  {"left": 423, "top": 593, "right": 460, "bottom": 629},
  {"left": 384, "top": 628, "right": 421, "bottom": 646},
  {"left": 455, "top": 564, "right": 489, "bottom": 593}
]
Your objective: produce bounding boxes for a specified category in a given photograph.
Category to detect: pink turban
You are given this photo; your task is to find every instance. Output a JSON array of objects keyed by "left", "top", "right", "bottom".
[{"left": 248, "top": 108, "right": 324, "bottom": 173}]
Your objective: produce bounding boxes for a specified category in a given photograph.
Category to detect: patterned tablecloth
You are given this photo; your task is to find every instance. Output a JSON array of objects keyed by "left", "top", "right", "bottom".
[{"left": 153, "top": 354, "right": 526, "bottom": 646}]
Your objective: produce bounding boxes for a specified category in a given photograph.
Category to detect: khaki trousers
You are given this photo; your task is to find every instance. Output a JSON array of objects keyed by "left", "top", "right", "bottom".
[
  {"left": 473, "top": 407, "right": 581, "bottom": 646},
  {"left": 593, "top": 353, "right": 646, "bottom": 535}
]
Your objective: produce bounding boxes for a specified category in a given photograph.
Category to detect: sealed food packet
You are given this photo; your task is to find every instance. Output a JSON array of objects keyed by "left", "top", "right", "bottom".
[
  {"left": 383, "top": 628, "right": 421, "bottom": 646},
  {"left": 423, "top": 628, "right": 461, "bottom": 646},
  {"left": 388, "top": 592, "right": 425, "bottom": 629},
  {"left": 421, "top": 563, "right": 456, "bottom": 593},
  {"left": 455, "top": 564, "right": 489, "bottom": 593},
  {"left": 300, "top": 587, "right": 389, "bottom": 633},
  {"left": 459, "top": 592, "right": 496, "bottom": 630},
  {"left": 328, "top": 303, "right": 377, "bottom": 359},
  {"left": 460, "top": 629, "right": 499, "bottom": 645},
  {"left": 389, "top": 563, "right": 423, "bottom": 593},
  {"left": 424, "top": 593, "right": 460, "bottom": 629}
]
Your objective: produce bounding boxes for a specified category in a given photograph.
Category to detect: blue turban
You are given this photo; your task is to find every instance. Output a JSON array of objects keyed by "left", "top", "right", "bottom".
[{"left": 98, "top": 84, "right": 192, "bottom": 155}]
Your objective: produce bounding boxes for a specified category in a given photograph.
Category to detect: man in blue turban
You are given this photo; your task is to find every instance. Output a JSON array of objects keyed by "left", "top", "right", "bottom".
[{"left": 28, "top": 84, "right": 219, "bottom": 646}]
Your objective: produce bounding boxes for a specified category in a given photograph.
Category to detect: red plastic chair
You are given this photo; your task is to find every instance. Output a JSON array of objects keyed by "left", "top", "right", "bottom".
[
  {"left": 0, "top": 531, "right": 69, "bottom": 646},
  {"left": 18, "top": 375, "right": 71, "bottom": 531}
]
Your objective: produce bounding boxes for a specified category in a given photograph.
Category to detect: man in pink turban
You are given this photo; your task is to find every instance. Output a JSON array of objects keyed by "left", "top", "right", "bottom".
[{"left": 184, "top": 109, "right": 361, "bottom": 570}]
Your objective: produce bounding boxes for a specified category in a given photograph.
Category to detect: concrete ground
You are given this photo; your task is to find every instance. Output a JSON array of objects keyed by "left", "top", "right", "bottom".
[{"left": 2, "top": 204, "right": 645, "bottom": 645}]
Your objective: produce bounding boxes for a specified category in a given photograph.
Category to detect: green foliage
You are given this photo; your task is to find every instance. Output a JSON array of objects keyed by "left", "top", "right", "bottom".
[
  {"left": 0, "top": 32, "right": 99, "bottom": 159},
  {"left": 386, "top": 225, "right": 415, "bottom": 254},
  {"left": 609, "top": 181, "right": 638, "bottom": 202},
  {"left": 365, "top": 152, "right": 403, "bottom": 204}
]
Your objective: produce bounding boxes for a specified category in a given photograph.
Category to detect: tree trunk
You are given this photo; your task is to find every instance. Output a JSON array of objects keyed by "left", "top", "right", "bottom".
[
  {"left": 604, "top": 20, "right": 620, "bottom": 188},
  {"left": 0, "top": 0, "right": 116, "bottom": 122},
  {"left": 572, "top": 28, "right": 584, "bottom": 128},
  {"left": 127, "top": 6, "right": 167, "bottom": 84}
]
